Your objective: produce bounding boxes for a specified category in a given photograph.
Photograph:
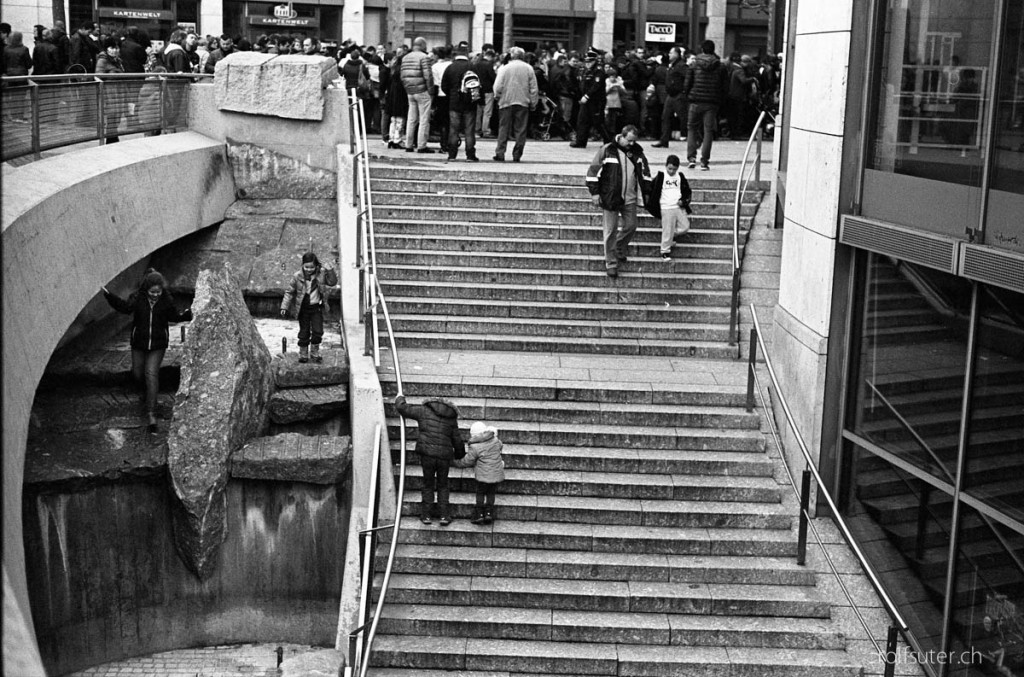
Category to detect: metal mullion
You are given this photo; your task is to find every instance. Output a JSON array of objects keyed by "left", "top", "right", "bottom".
[
  {"left": 854, "top": 0, "right": 883, "bottom": 214},
  {"left": 937, "top": 282, "right": 980, "bottom": 677},
  {"left": 974, "top": 0, "right": 1008, "bottom": 245},
  {"left": 959, "top": 492, "right": 1024, "bottom": 538},
  {"left": 835, "top": 248, "right": 866, "bottom": 512},
  {"left": 841, "top": 430, "right": 957, "bottom": 497}
]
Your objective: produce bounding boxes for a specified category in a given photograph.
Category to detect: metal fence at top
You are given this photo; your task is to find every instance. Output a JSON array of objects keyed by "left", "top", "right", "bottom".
[{"left": 1, "top": 73, "right": 209, "bottom": 162}]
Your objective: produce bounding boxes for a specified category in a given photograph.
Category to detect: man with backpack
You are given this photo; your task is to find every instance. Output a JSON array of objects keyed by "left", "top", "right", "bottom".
[{"left": 441, "top": 43, "right": 482, "bottom": 162}]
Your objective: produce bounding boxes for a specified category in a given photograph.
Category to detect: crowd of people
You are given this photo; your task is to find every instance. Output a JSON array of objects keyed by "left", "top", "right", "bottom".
[{"left": 2, "top": 20, "right": 780, "bottom": 159}]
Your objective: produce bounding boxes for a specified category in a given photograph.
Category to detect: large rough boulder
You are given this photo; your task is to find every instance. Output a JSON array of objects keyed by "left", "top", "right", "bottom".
[
  {"left": 214, "top": 52, "right": 338, "bottom": 121},
  {"left": 167, "top": 265, "right": 274, "bottom": 579},
  {"left": 228, "top": 140, "right": 337, "bottom": 199},
  {"left": 230, "top": 433, "right": 351, "bottom": 484}
]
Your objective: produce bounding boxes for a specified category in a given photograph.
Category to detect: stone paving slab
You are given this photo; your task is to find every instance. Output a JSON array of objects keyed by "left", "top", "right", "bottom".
[{"left": 65, "top": 642, "right": 322, "bottom": 677}]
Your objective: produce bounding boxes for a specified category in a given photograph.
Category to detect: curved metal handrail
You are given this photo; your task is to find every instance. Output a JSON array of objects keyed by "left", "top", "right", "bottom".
[
  {"left": 746, "top": 303, "right": 909, "bottom": 634},
  {"left": 728, "top": 109, "right": 771, "bottom": 347}
]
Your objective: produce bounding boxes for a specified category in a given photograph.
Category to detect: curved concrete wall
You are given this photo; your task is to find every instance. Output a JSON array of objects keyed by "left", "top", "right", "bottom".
[{"left": 2, "top": 132, "right": 237, "bottom": 674}]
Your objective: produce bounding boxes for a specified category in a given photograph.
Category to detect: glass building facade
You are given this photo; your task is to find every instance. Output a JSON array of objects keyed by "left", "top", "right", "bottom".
[{"left": 836, "top": 1, "right": 1024, "bottom": 676}]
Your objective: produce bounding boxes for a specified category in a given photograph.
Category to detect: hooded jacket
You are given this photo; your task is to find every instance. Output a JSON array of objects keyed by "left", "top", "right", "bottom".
[
  {"left": 395, "top": 395, "right": 465, "bottom": 461},
  {"left": 684, "top": 52, "right": 727, "bottom": 105},
  {"left": 162, "top": 42, "right": 191, "bottom": 74},
  {"left": 453, "top": 427, "right": 505, "bottom": 483},
  {"left": 104, "top": 289, "right": 192, "bottom": 351}
]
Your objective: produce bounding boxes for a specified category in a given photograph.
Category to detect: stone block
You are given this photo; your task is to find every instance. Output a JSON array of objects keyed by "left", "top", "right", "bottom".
[
  {"left": 275, "top": 350, "right": 348, "bottom": 388},
  {"left": 230, "top": 433, "right": 351, "bottom": 484},
  {"left": 167, "top": 265, "right": 274, "bottom": 579},
  {"left": 268, "top": 384, "right": 348, "bottom": 423},
  {"left": 279, "top": 649, "right": 345, "bottom": 677},
  {"left": 214, "top": 52, "right": 339, "bottom": 121},
  {"left": 228, "top": 140, "right": 337, "bottom": 199}
]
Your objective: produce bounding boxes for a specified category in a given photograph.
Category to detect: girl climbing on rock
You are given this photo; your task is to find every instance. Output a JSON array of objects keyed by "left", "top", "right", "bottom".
[{"left": 281, "top": 252, "right": 337, "bottom": 363}]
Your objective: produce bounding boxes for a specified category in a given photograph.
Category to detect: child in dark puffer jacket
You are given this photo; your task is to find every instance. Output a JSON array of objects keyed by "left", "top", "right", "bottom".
[{"left": 454, "top": 421, "right": 506, "bottom": 525}]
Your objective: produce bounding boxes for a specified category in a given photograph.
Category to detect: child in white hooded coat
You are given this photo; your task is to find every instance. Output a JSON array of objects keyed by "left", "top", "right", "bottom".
[{"left": 454, "top": 421, "right": 506, "bottom": 525}]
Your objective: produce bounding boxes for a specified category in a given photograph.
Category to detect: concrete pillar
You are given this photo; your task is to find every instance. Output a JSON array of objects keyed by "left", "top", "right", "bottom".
[
  {"left": 201, "top": 0, "right": 224, "bottom": 39},
  {"left": 592, "top": 0, "right": 615, "bottom": 52},
  {"left": 473, "top": 0, "right": 496, "bottom": 51},
  {"left": 342, "top": 0, "right": 367, "bottom": 46},
  {"left": 772, "top": 3, "right": 853, "bottom": 471},
  {"left": 705, "top": 0, "right": 727, "bottom": 53}
]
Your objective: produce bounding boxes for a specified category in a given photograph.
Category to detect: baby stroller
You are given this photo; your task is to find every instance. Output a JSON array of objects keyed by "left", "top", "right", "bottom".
[{"left": 531, "top": 94, "right": 563, "bottom": 140}]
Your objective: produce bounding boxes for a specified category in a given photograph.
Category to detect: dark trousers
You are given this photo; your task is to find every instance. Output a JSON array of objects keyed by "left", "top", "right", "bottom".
[
  {"left": 420, "top": 454, "right": 451, "bottom": 517},
  {"left": 495, "top": 104, "right": 529, "bottom": 160},
  {"left": 475, "top": 481, "right": 500, "bottom": 507},
  {"left": 660, "top": 94, "right": 687, "bottom": 144},
  {"left": 575, "top": 100, "right": 606, "bottom": 147},
  {"left": 686, "top": 102, "right": 719, "bottom": 165},
  {"left": 433, "top": 94, "right": 450, "bottom": 150},
  {"left": 131, "top": 348, "right": 165, "bottom": 414},
  {"left": 297, "top": 299, "right": 325, "bottom": 347},
  {"left": 448, "top": 109, "right": 477, "bottom": 159}
]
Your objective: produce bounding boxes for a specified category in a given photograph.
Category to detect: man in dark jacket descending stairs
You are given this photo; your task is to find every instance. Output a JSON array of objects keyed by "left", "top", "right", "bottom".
[{"left": 394, "top": 395, "right": 465, "bottom": 525}]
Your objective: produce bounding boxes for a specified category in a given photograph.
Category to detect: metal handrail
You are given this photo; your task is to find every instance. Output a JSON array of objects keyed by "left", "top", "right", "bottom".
[
  {"left": 1, "top": 72, "right": 209, "bottom": 162},
  {"left": 727, "top": 109, "right": 770, "bottom": 347},
  {"left": 744, "top": 303, "right": 909, "bottom": 676},
  {"left": 344, "top": 94, "right": 408, "bottom": 677}
]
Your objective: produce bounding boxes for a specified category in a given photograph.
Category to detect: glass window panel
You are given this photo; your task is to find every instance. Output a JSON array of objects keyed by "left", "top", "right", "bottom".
[
  {"left": 965, "top": 286, "right": 1024, "bottom": 523},
  {"left": 867, "top": 0, "right": 998, "bottom": 188},
  {"left": 946, "top": 503, "right": 1024, "bottom": 677},
  {"left": 846, "top": 447, "right": 951, "bottom": 661},
  {"left": 852, "top": 253, "right": 972, "bottom": 480},
  {"left": 987, "top": 1, "right": 1024, "bottom": 254}
]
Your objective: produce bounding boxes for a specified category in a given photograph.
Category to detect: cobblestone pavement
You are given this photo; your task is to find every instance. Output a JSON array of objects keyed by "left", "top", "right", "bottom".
[{"left": 66, "top": 643, "right": 320, "bottom": 677}]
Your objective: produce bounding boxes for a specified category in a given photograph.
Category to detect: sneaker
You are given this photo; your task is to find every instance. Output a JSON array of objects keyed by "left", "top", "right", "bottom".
[
  {"left": 661, "top": 252, "right": 672, "bottom": 260},
  {"left": 492, "top": 155, "right": 505, "bottom": 162},
  {"left": 439, "top": 516, "right": 452, "bottom": 526},
  {"left": 652, "top": 142, "right": 668, "bottom": 148},
  {"left": 470, "top": 511, "right": 485, "bottom": 525},
  {"left": 405, "top": 147, "right": 415, "bottom": 153},
  {"left": 466, "top": 155, "right": 480, "bottom": 162},
  {"left": 617, "top": 253, "right": 628, "bottom": 264},
  {"left": 416, "top": 147, "right": 436, "bottom": 154},
  {"left": 688, "top": 161, "right": 696, "bottom": 169},
  {"left": 700, "top": 163, "right": 710, "bottom": 171},
  {"left": 569, "top": 142, "right": 586, "bottom": 148},
  {"left": 512, "top": 157, "right": 521, "bottom": 163},
  {"left": 606, "top": 267, "right": 618, "bottom": 278},
  {"left": 420, "top": 515, "right": 432, "bottom": 524}
]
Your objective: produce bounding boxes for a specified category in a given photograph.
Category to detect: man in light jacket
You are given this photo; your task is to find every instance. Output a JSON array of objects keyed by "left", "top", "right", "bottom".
[
  {"left": 400, "top": 36, "right": 435, "bottom": 153},
  {"left": 492, "top": 46, "right": 538, "bottom": 162}
]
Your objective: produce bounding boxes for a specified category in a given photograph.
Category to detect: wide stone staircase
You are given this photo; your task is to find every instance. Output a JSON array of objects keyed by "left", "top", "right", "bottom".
[{"left": 365, "top": 164, "right": 866, "bottom": 675}]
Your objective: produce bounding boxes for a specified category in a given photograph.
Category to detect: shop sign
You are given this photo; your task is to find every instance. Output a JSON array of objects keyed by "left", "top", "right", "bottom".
[
  {"left": 250, "top": 15, "right": 318, "bottom": 27},
  {"left": 99, "top": 7, "right": 175, "bottom": 20},
  {"left": 645, "top": 21, "right": 675, "bottom": 43},
  {"left": 274, "top": 2, "right": 298, "bottom": 19}
]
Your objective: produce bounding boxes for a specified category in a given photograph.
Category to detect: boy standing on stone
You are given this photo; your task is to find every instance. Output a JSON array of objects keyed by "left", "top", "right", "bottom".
[
  {"left": 394, "top": 395, "right": 465, "bottom": 526},
  {"left": 647, "top": 154, "right": 693, "bottom": 259},
  {"left": 281, "top": 252, "right": 337, "bottom": 363},
  {"left": 453, "top": 421, "right": 506, "bottom": 525}
]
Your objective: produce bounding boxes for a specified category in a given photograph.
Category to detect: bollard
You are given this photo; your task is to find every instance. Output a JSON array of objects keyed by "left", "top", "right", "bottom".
[
  {"left": 276, "top": 646, "right": 284, "bottom": 667},
  {"left": 282, "top": 337, "right": 287, "bottom": 354},
  {"left": 180, "top": 326, "right": 186, "bottom": 342}
]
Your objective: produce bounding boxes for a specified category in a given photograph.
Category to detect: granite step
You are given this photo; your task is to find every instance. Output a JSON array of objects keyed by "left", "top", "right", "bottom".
[
  {"left": 399, "top": 466, "right": 782, "bottom": 502},
  {"left": 376, "top": 249, "right": 734, "bottom": 274},
  {"left": 388, "top": 331, "right": 739, "bottom": 359},
  {"left": 375, "top": 215, "right": 750, "bottom": 240},
  {"left": 380, "top": 296, "right": 733, "bottom": 324},
  {"left": 375, "top": 264, "right": 735, "bottom": 290},
  {"left": 393, "top": 444, "right": 773, "bottom": 476},
  {"left": 379, "top": 279, "right": 733, "bottom": 306},
  {"left": 387, "top": 419, "right": 763, "bottom": 451},
  {"left": 371, "top": 190, "right": 759, "bottom": 217},
  {"left": 376, "top": 546, "right": 808, "bottom": 584},
  {"left": 384, "top": 314, "right": 732, "bottom": 342},
  {"left": 375, "top": 605, "right": 844, "bottom": 648},
  {"left": 397, "top": 492, "right": 794, "bottom": 529},
  {"left": 379, "top": 374, "right": 748, "bottom": 407},
  {"left": 367, "top": 165, "right": 771, "bottom": 191},
  {"left": 369, "top": 177, "right": 763, "bottom": 203},
  {"left": 386, "top": 397, "right": 759, "bottom": 430},
  {"left": 375, "top": 233, "right": 738, "bottom": 258},
  {"left": 372, "top": 573, "right": 827, "bottom": 617},
  {"left": 393, "top": 517, "right": 797, "bottom": 557}
]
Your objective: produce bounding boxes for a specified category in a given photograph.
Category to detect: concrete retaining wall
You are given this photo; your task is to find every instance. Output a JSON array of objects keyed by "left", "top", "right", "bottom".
[{"left": 2, "top": 132, "right": 237, "bottom": 675}]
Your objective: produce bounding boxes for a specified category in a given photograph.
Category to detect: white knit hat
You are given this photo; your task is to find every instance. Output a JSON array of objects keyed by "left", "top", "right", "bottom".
[{"left": 470, "top": 421, "right": 488, "bottom": 437}]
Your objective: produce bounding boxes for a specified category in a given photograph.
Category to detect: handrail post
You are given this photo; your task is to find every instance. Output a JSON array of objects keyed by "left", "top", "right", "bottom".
[
  {"left": 29, "top": 81, "right": 40, "bottom": 158},
  {"left": 797, "top": 468, "right": 811, "bottom": 565},
  {"left": 745, "top": 328, "right": 757, "bottom": 412},
  {"left": 159, "top": 77, "right": 168, "bottom": 133},
  {"left": 96, "top": 76, "right": 106, "bottom": 144},
  {"left": 728, "top": 269, "right": 740, "bottom": 346},
  {"left": 754, "top": 126, "right": 763, "bottom": 184},
  {"left": 882, "top": 625, "right": 899, "bottom": 677}
]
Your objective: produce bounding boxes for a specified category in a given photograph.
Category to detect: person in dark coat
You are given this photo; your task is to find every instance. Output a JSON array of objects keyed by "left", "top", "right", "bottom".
[
  {"left": 31, "top": 30, "right": 61, "bottom": 75},
  {"left": 119, "top": 26, "right": 147, "bottom": 73},
  {"left": 653, "top": 47, "right": 688, "bottom": 148},
  {"left": 68, "top": 22, "right": 99, "bottom": 73},
  {"left": 95, "top": 35, "right": 126, "bottom": 142},
  {"left": 570, "top": 49, "right": 607, "bottom": 148},
  {"left": 684, "top": 39, "right": 729, "bottom": 170},
  {"left": 394, "top": 394, "right": 465, "bottom": 525},
  {"left": 441, "top": 43, "right": 481, "bottom": 162},
  {"left": 102, "top": 269, "right": 192, "bottom": 431},
  {"left": 3, "top": 31, "right": 32, "bottom": 75},
  {"left": 383, "top": 47, "right": 409, "bottom": 148}
]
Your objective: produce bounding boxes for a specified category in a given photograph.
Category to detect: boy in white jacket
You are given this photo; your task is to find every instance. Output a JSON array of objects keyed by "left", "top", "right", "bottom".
[{"left": 454, "top": 421, "right": 506, "bottom": 524}]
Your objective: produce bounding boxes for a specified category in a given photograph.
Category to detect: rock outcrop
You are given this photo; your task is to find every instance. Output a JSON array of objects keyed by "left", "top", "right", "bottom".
[
  {"left": 214, "top": 52, "right": 338, "bottom": 121},
  {"left": 230, "top": 433, "right": 351, "bottom": 484},
  {"left": 167, "top": 265, "right": 274, "bottom": 579}
]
